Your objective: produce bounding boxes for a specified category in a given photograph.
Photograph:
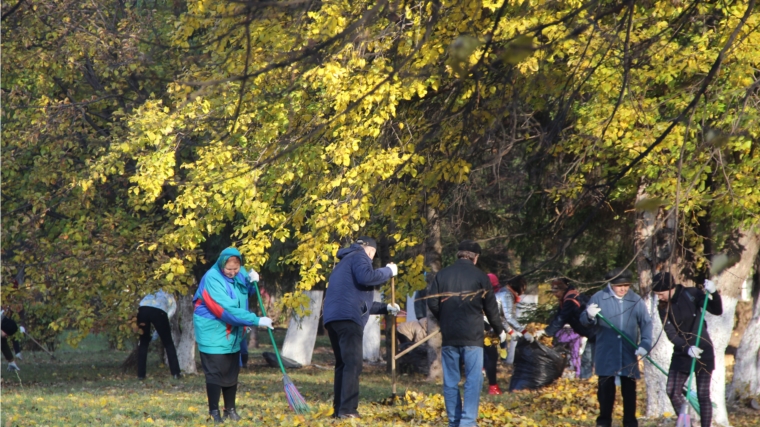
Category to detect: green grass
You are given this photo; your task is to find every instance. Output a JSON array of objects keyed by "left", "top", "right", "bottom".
[{"left": 1, "top": 331, "right": 757, "bottom": 426}]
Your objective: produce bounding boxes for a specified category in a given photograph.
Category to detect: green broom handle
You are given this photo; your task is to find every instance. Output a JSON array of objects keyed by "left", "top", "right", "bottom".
[
  {"left": 686, "top": 290, "right": 711, "bottom": 396},
  {"left": 252, "top": 281, "right": 288, "bottom": 377},
  {"left": 596, "top": 313, "right": 668, "bottom": 376}
]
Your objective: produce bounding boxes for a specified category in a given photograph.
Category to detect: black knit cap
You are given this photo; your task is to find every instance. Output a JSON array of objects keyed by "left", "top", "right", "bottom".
[
  {"left": 356, "top": 236, "right": 378, "bottom": 250},
  {"left": 604, "top": 267, "right": 633, "bottom": 285},
  {"left": 457, "top": 239, "right": 482, "bottom": 254},
  {"left": 651, "top": 272, "right": 676, "bottom": 292}
]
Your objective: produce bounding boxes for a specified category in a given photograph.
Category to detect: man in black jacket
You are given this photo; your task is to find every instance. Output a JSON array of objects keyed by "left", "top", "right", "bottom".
[
  {"left": 428, "top": 240, "right": 507, "bottom": 427},
  {"left": 653, "top": 272, "right": 722, "bottom": 427}
]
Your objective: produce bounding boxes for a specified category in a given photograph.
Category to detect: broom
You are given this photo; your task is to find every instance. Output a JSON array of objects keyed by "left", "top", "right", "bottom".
[{"left": 252, "top": 281, "right": 310, "bottom": 414}]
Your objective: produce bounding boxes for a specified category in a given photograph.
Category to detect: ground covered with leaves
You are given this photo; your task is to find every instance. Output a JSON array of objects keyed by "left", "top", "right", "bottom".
[{"left": 1, "top": 332, "right": 757, "bottom": 426}]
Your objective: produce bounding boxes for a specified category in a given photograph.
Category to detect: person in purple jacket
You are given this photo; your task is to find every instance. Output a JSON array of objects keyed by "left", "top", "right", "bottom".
[{"left": 323, "top": 237, "right": 400, "bottom": 419}]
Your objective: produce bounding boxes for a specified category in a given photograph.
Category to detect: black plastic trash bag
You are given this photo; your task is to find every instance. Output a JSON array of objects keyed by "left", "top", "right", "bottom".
[
  {"left": 508, "top": 338, "right": 567, "bottom": 391},
  {"left": 262, "top": 352, "right": 302, "bottom": 369}
]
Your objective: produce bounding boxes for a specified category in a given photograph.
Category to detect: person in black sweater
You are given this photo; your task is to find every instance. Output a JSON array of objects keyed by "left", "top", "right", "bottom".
[
  {"left": 529, "top": 278, "right": 596, "bottom": 378},
  {"left": 428, "top": 240, "right": 506, "bottom": 427},
  {"left": 652, "top": 272, "right": 722, "bottom": 427}
]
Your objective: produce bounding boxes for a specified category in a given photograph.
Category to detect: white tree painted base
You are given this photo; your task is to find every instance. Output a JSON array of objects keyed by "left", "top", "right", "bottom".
[
  {"left": 643, "top": 293, "right": 674, "bottom": 418},
  {"left": 281, "top": 290, "right": 324, "bottom": 367},
  {"left": 362, "top": 291, "right": 382, "bottom": 362},
  {"left": 730, "top": 297, "right": 760, "bottom": 401},
  {"left": 707, "top": 295, "right": 738, "bottom": 427},
  {"left": 176, "top": 294, "right": 197, "bottom": 374}
]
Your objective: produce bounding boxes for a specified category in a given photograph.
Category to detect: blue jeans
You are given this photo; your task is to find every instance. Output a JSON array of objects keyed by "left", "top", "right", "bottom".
[{"left": 441, "top": 346, "right": 483, "bottom": 427}]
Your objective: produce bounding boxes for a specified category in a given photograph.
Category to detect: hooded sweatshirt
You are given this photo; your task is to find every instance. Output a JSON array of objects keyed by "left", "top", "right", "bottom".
[
  {"left": 323, "top": 243, "right": 394, "bottom": 327},
  {"left": 193, "top": 247, "right": 262, "bottom": 354}
]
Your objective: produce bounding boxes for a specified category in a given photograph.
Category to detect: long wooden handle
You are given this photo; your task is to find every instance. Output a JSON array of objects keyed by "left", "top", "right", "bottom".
[
  {"left": 390, "top": 276, "right": 396, "bottom": 396},
  {"left": 394, "top": 329, "right": 440, "bottom": 360}
]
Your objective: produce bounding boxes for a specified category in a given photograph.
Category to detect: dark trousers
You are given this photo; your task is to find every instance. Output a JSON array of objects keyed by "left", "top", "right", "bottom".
[
  {"left": 597, "top": 375, "right": 637, "bottom": 427},
  {"left": 1, "top": 317, "right": 19, "bottom": 362},
  {"left": 667, "top": 369, "right": 712, "bottom": 427},
  {"left": 137, "top": 306, "right": 181, "bottom": 378},
  {"left": 326, "top": 320, "right": 364, "bottom": 417},
  {"left": 206, "top": 383, "right": 237, "bottom": 412},
  {"left": 483, "top": 345, "right": 498, "bottom": 386}
]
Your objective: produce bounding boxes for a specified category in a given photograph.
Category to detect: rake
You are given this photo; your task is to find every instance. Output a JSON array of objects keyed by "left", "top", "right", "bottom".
[
  {"left": 252, "top": 281, "right": 310, "bottom": 415},
  {"left": 596, "top": 313, "right": 702, "bottom": 412}
]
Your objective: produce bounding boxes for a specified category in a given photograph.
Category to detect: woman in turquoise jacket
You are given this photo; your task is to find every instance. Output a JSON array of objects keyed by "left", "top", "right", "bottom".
[{"left": 193, "top": 247, "right": 273, "bottom": 423}]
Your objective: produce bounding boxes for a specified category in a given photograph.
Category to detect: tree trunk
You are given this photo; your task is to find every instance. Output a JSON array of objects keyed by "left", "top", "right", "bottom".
[
  {"left": 729, "top": 251, "right": 760, "bottom": 402},
  {"left": 635, "top": 186, "right": 675, "bottom": 418},
  {"left": 281, "top": 290, "right": 324, "bottom": 366},
  {"left": 175, "top": 294, "right": 197, "bottom": 374},
  {"left": 361, "top": 291, "right": 381, "bottom": 363},
  {"left": 708, "top": 226, "right": 760, "bottom": 426},
  {"left": 425, "top": 205, "right": 443, "bottom": 381}
]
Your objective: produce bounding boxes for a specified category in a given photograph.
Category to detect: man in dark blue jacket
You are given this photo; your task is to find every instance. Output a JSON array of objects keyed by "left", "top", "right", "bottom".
[{"left": 323, "top": 236, "right": 399, "bottom": 419}]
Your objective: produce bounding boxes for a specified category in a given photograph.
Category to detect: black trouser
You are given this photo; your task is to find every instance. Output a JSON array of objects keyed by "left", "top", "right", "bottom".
[
  {"left": 326, "top": 320, "right": 364, "bottom": 417},
  {"left": 483, "top": 345, "right": 498, "bottom": 386},
  {"left": 206, "top": 383, "right": 237, "bottom": 412},
  {"left": 1, "top": 317, "right": 19, "bottom": 362},
  {"left": 137, "top": 306, "right": 181, "bottom": 378},
  {"left": 667, "top": 368, "right": 712, "bottom": 427},
  {"left": 597, "top": 375, "right": 637, "bottom": 427}
]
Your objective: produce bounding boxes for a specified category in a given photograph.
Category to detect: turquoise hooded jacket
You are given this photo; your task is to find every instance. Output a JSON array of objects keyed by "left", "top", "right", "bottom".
[{"left": 193, "top": 247, "right": 262, "bottom": 354}]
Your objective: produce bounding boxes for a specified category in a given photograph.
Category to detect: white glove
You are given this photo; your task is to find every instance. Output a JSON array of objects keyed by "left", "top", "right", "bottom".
[
  {"left": 534, "top": 330, "right": 546, "bottom": 340},
  {"left": 257, "top": 317, "right": 274, "bottom": 330},
  {"left": 704, "top": 279, "right": 717, "bottom": 294},
  {"left": 19, "top": 326, "right": 26, "bottom": 334},
  {"left": 248, "top": 269, "right": 260, "bottom": 283},
  {"left": 387, "top": 303, "right": 401, "bottom": 316},
  {"left": 386, "top": 263, "right": 398, "bottom": 277},
  {"left": 499, "top": 330, "right": 508, "bottom": 343},
  {"left": 511, "top": 329, "right": 523, "bottom": 338},
  {"left": 688, "top": 345, "right": 703, "bottom": 359},
  {"left": 586, "top": 303, "right": 601, "bottom": 319},
  {"left": 635, "top": 347, "right": 648, "bottom": 357},
  {"left": 523, "top": 332, "right": 535, "bottom": 343}
]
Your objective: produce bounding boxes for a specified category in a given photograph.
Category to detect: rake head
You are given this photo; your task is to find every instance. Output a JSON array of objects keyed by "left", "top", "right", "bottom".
[{"left": 283, "top": 374, "right": 310, "bottom": 415}]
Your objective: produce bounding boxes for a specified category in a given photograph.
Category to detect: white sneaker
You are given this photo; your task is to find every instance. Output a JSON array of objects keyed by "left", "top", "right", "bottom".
[
  {"left": 15, "top": 352, "right": 22, "bottom": 360},
  {"left": 8, "top": 361, "right": 20, "bottom": 371}
]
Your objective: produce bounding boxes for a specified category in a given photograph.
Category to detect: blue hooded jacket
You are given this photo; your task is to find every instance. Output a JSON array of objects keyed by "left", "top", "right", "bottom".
[
  {"left": 323, "top": 244, "right": 394, "bottom": 327},
  {"left": 193, "top": 247, "right": 262, "bottom": 354}
]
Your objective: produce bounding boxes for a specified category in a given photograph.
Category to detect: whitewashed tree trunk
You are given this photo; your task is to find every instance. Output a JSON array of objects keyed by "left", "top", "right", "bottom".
[
  {"left": 362, "top": 291, "right": 382, "bottom": 362},
  {"left": 635, "top": 186, "right": 675, "bottom": 418},
  {"left": 175, "top": 294, "right": 197, "bottom": 374},
  {"left": 707, "top": 226, "right": 760, "bottom": 427},
  {"left": 405, "top": 294, "right": 417, "bottom": 321},
  {"left": 643, "top": 294, "right": 675, "bottom": 416},
  {"left": 729, "top": 253, "right": 760, "bottom": 401},
  {"left": 281, "top": 290, "right": 324, "bottom": 366}
]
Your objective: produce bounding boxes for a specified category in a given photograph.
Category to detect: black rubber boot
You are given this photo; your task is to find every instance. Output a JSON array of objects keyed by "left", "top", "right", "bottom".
[
  {"left": 223, "top": 408, "right": 241, "bottom": 421},
  {"left": 209, "top": 410, "right": 224, "bottom": 423}
]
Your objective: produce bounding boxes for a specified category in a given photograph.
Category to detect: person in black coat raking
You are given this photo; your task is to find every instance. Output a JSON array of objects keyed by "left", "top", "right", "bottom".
[{"left": 652, "top": 272, "right": 722, "bottom": 427}]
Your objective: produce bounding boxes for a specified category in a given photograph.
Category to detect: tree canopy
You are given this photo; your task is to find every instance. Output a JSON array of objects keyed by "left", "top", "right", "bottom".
[{"left": 2, "top": 0, "right": 758, "bottom": 345}]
